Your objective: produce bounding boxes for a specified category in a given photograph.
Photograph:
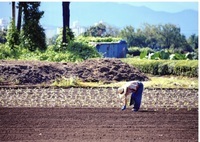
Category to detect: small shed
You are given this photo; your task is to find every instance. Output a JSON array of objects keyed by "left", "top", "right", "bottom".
[{"left": 93, "top": 40, "right": 127, "bottom": 58}]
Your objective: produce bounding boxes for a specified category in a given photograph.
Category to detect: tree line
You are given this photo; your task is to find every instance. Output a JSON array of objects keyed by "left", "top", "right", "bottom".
[{"left": 82, "top": 23, "right": 198, "bottom": 54}]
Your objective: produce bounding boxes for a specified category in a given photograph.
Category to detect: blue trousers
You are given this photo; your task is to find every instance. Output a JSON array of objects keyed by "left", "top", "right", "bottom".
[{"left": 130, "top": 82, "right": 144, "bottom": 111}]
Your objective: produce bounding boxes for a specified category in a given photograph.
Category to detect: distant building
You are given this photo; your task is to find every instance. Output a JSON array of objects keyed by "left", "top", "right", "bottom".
[
  {"left": 71, "top": 21, "right": 86, "bottom": 36},
  {"left": 0, "top": 18, "right": 9, "bottom": 31},
  {"left": 91, "top": 40, "right": 127, "bottom": 58}
]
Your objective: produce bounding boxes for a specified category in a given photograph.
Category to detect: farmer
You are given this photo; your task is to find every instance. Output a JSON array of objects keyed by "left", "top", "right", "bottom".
[{"left": 118, "top": 81, "right": 144, "bottom": 112}]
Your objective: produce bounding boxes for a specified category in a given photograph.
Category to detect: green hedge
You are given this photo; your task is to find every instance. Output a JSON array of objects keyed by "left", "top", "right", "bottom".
[
  {"left": 122, "top": 58, "right": 198, "bottom": 77},
  {"left": 76, "top": 36, "right": 121, "bottom": 43}
]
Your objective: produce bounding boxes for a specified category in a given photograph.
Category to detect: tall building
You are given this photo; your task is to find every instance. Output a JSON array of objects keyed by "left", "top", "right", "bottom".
[
  {"left": 71, "top": 21, "right": 86, "bottom": 36},
  {"left": 0, "top": 18, "right": 8, "bottom": 31}
]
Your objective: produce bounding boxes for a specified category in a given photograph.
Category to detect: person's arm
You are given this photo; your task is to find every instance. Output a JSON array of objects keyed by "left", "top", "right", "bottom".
[
  {"left": 124, "top": 93, "right": 128, "bottom": 106},
  {"left": 121, "top": 87, "right": 128, "bottom": 110}
]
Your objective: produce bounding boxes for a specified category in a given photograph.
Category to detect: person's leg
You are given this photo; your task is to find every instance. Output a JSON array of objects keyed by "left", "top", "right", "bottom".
[
  {"left": 130, "top": 92, "right": 136, "bottom": 106},
  {"left": 133, "top": 82, "right": 144, "bottom": 111}
]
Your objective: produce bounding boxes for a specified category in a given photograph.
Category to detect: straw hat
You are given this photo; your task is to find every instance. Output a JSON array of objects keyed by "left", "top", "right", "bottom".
[
  {"left": 118, "top": 82, "right": 138, "bottom": 98},
  {"left": 118, "top": 86, "right": 126, "bottom": 98},
  {"left": 118, "top": 87, "right": 125, "bottom": 94}
]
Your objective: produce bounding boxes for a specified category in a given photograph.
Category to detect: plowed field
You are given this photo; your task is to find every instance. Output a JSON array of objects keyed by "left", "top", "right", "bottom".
[
  {"left": 0, "top": 108, "right": 198, "bottom": 142},
  {"left": 0, "top": 88, "right": 198, "bottom": 142}
]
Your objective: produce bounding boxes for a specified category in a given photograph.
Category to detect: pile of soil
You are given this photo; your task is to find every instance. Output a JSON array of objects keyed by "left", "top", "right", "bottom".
[{"left": 0, "top": 58, "right": 149, "bottom": 85}]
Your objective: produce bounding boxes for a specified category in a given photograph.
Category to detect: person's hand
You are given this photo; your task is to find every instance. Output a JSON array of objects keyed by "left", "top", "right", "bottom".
[{"left": 121, "top": 105, "right": 126, "bottom": 110}]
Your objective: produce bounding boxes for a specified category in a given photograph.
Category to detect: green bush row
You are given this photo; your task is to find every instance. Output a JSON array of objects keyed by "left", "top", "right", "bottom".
[
  {"left": 122, "top": 58, "right": 198, "bottom": 77},
  {"left": 0, "top": 42, "right": 101, "bottom": 62}
]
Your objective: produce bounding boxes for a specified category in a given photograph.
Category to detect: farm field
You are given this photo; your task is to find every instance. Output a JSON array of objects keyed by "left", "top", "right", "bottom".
[
  {"left": 0, "top": 87, "right": 198, "bottom": 141},
  {"left": 0, "top": 58, "right": 198, "bottom": 141},
  {"left": 0, "top": 107, "right": 198, "bottom": 142}
]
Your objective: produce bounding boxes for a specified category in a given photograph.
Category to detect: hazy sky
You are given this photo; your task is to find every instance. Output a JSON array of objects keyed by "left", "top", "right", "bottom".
[
  {"left": 126, "top": 2, "right": 198, "bottom": 12},
  {"left": 0, "top": 1, "right": 198, "bottom": 38},
  {"left": 0, "top": 1, "right": 198, "bottom": 15}
]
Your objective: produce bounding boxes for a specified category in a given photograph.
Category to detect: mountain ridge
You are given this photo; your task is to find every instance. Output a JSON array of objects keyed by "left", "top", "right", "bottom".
[{"left": 70, "top": 2, "right": 198, "bottom": 37}]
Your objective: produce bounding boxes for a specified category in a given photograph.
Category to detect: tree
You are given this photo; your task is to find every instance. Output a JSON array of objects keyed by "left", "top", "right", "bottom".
[
  {"left": 157, "top": 24, "right": 182, "bottom": 49},
  {"left": 0, "top": 29, "right": 7, "bottom": 43},
  {"left": 156, "top": 24, "right": 193, "bottom": 52},
  {"left": 17, "top": 2, "right": 22, "bottom": 32},
  {"left": 141, "top": 23, "right": 159, "bottom": 49},
  {"left": 83, "top": 23, "right": 119, "bottom": 37},
  {"left": 20, "top": 2, "right": 46, "bottom": 51},
  {"left": 120, "top": 25, "right": 139, "bottom": 47},
  {"left": 188, "top": 34, "right": 198, "bottom": 50},
  {"left": 105, "top": 25, "right": 120, "bottom": 37},
  {"left": 12, "top": 2, "right": 15, "bottom": 25},
  {"left": 62, "top": 2, "right": 70, "bottom": 44},
  {"left": 5, "top": 2, "right": 20, "bottom": 47},
  {"left": 6, "top": 20, "right": 19, "bottom": 49}
]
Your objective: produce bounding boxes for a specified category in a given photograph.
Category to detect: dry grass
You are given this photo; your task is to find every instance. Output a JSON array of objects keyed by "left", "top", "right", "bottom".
[
  {"left": 143, "top": 75, "right": 198, "bottom": 89},
  {"left": 52, "top": 75, "right": 198, "bottom": 89}
]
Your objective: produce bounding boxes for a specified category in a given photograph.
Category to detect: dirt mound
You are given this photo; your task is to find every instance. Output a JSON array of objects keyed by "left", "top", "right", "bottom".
[
  {"left": 72, "top": 59, "right": 148, "bottom": 82},
  {"left": 0, "top": 59, "right": 149, "bottom": 85}
]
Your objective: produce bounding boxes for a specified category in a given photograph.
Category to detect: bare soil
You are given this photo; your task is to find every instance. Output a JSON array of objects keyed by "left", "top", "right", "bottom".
[
  {"left": 0, "top": 88, "right": 198, "bottom": 142},
  {"left": 0, "top": 59, "right": 148, "bottom": 86},
  {"left": 0, "top": 108, "right": 198, "bottom": 142}
]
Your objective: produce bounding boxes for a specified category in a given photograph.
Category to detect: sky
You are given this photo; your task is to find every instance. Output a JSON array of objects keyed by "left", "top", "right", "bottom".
[
  {"left": 0, "top": 1, "right": 198, "bottom": 17},
  {"left": 0, "top": 1, "right": 198, "bottom": 37},
  {"left": 1, "top": 2, "right": 198, "bottom": 24},
  {"left": 125, "top": 2, "right": 198, "bottom": 12}
]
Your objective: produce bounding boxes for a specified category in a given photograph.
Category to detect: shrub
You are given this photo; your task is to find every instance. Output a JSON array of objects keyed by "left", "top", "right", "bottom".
[
  {"left": 0, "top": 44, "right": 11, "bottom": 59},
  {"left": 6, "top": 20, "right": 19, "bottom": 49},
  {"left": 76, "top": 36, "right": 121, "bottom": 44},
  {"left": 128, "top": 47, "right": 154, "bottom": 57},
  {"left": 122, "top": 58, "right": 198, "bottom": 77},
  {"left": 67, "top": 42, "right": 101, "bottom": 61},
  {"left": 0, "top": 41, "right": 101, "bottom": 63},
  {"left": 53, "top": 28, "right": 75, "bottom": 52},
  {"left": 141, "top": 49, "right": 197, "bottom": 60}
]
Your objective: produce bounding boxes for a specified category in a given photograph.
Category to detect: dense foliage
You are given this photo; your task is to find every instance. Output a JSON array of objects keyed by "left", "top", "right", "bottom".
[
  {"left": 120, "top": 24, "right": 197, "bottom": 53},
  {"left": 82, "top": 23, "right": 120, "bottom": 37},
  {"left": 76, "top": 36, "right": 121, "bottom": 43},
  {"left": 122, "top": 58, "right": 198, "bottom": 77},
  {"left": 0, "top": 43, "right": 100, "bottom": 62},
  {"left": 6, "top": 20, "right": 19, "bottom": 49},
  {"left": 127, "top": 47, "right": 198, "bottom": 60},
  {"left": 127, "top": 47, "right": 154, "bottom": 57},
  {"left": 141, "top": 50, "right": 198, "bottom": 60},
  {"left": 0, "top": 30, "right": 7, "bottom": 44},
  {"left": 53, "top": 28, "right": 75, "bottom": 52},
  {"left": 20, "top": 2, "right": 46, "bottom": 51}
]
